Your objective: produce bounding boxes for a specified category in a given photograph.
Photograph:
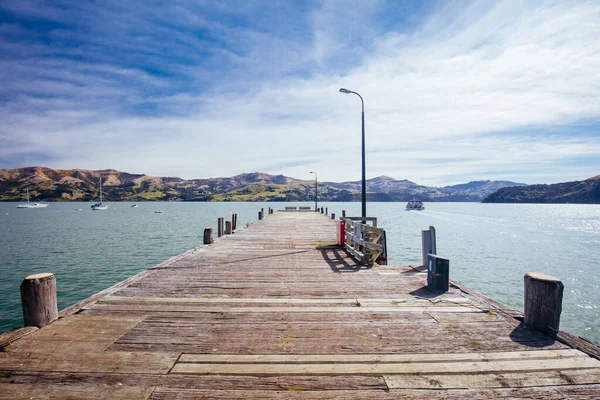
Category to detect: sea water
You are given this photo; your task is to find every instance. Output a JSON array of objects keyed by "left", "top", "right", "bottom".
[{"left": 0, "top": 201, "right": 598, "bottom": 344}]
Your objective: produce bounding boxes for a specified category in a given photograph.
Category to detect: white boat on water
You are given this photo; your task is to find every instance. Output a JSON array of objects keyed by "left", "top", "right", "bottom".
[
  {"left": 91, "top": 177, "right": 108, "bottom": 210},
  {"left": 17, "top": 188, "right": 49, "bottom": 209},
  {"left": 405, "top": 198, "right": 424, "bottom": 211}
]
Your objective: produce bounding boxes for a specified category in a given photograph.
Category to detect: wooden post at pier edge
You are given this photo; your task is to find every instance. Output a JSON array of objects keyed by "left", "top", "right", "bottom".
[
  {"left": 231, "top": 214, "right": 237, "bottom": 231},
  {"left": 225, "top": 221, "right": 232, "bottom": 235},
  {"left": 203, "top": 228, "right": 213, "bottom": 244},
  {"left": 20, "top": 273, "right": 58, "bottom": 328},
  {"left": 331, "top": 213, "right": 335, "bottom": 219},
  {"left": 218, "top": 218, "right": 224, "bottom": 237},
  {"left": 258, "top": 211, "right": 263, "bottom": 220},
  {"left": 342, "top": 210, "right": 346, "bottom": 218},
  {"left": 524, "top": 272, "right": 564, "bottom": 332}
]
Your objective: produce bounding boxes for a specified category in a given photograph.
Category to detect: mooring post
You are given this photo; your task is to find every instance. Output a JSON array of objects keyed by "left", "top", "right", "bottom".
[
  {"left": 258, "top": 210, "right": 263, "bottom": 220},
  {"left": 203, "top": 228, "right": 213, "bottom": 244},
  {"left": 342, "top": 210, "right": 346, "bottom": 218},
  {"left": 20, "top": 273, "right": 58, "bottom": 328},
  {"left": 421, "top": 226, "right": 437, "bottom": 267},
  {"left": 331, "top": 213, "right": 335, "bottom": 219},
  {"left": 524, "top": 272, "right": 564, "bottom": 332},
  {"left": 231, "top": 214, "right": 237, "bottom": 231},
  {"left": 217, "top": 217, "right": 224, "bottom": 237},
  {"left": 326, "top": 207, "right": 328, "bottom": 215},
  {"left": 225, "top": 221, "right": 232, "bottom": 235},
  {"left": 320, "top": 207, "right": 324, "bottom": 214}
]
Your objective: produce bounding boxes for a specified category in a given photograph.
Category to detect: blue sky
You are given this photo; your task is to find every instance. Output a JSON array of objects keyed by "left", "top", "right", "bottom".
[{"left": 0, "top": 0, "right": 599, "bottom": 185}]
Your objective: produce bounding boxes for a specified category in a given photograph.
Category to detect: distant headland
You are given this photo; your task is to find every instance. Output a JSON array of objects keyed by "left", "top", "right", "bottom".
[{"left": 482, "top": 175, "right": 600, "bottom": 204}]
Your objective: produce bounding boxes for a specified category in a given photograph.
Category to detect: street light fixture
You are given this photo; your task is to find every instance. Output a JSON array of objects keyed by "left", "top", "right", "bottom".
[
  {"left": 309, "top": 171, "right": 318, "bottom": 212},
  {"left": 339, "top": 88, "right": 366, "bottom": 218}
]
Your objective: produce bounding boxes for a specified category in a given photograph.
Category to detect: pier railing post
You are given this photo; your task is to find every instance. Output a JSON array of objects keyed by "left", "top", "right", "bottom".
[
  {"left": 258, "top": 210, "right": 263, "bottom": 220},
  {"left": 421, "top": 226, "right": 437, "bottom": 267},
  {"left": 342, "top": 210, "right": 346, "bottom": 218},
  {"left": 203, "top": 228, "right": 214, "bottom": 244},
  {"left": 232, "top": 214, "right": 237, "bottom": 231},
  {"left": 524, "top": 272, "right": 564, "bottom": 333},
  {"left": 225, "top": 221, "right": 232, "bottom": 235},
  {"left": 331, "top": 213, "right": 335, "bottom": 219},
  {"left": 20, "top": 273, "right": 58, "bottom": 328},
  {"left": 218, "top": 218, "right": 224, "bottom": 237}
]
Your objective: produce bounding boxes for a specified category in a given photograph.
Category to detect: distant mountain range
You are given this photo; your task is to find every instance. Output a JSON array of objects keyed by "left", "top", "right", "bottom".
[
  {"left": 482, "top": 175, "right": 600, "bottom": 204},
  {"left": 0, "top": 166, "right": 526, "bottom": 202}
]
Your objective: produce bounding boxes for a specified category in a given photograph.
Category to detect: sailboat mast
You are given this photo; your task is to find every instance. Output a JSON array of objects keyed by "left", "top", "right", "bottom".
[{"left": 99, "top": 177, "right": 103, "bottom": 203}]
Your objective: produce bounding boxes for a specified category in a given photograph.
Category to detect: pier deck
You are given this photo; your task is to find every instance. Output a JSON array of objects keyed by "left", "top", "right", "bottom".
[{"left": 1, "top": 211, "right": 600, "bottom": 398}]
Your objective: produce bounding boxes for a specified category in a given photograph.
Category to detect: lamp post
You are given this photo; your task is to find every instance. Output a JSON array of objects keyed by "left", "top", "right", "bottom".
[
  {"left": 309, "top": 171, "right": 318, "bottom": 212},
  {"left": 339, "top": 88, "right": 366, "bottom": 218}
]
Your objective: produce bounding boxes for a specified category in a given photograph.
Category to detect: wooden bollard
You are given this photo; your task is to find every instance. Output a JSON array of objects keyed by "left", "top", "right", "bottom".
[
  {"left": 342, "top": 210, "right": 346, "bottom": 218},
  {"left": 326, "top": 207, "right": 328, "bottom": 215},
  {"left": 231, "top": 214, "right": 237, "bottom": 231},
  {"left": 20, "top": 273, "right": 58, "bottom": 328},
  {"left": 320, "top": 207, "right": 324, "bottom": 214},
  {"left": 524, "top": 272, "right": 564, "bottom": 332},
  {"left": 331, "top": 213, "right": 335, "bottom": 219},
  {"left": 258, "top": 210, "right": 263, "bottom": 220},
  {"left": 225, "top": 221, "right": 232, "bottom": 234},
  {"left": 203, "top": 228, "right": 213, "bottom": 244},
  {"left": 217, "top": 217, "right": 224, "bottom": 237}
]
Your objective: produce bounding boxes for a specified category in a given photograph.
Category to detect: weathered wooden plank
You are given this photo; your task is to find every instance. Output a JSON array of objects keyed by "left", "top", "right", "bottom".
[
  {"left": 102, "top": 296, "right": 473, "bottom": 306},
  {"left": 384, "top": 367, "right": 600, "bottom": 389},
  {"left": 0, "top": 383, "right": 153, "bottom": 400},
  {"left": 171, "top": 357, "right": 600, "bottom": 375},
  {"left": 179, "top": 349, "right": 585, "bottom": 364},
  {"left": 1, "top": 371, "right": 388, "bottom": 391},
  {"left": 0, "top": 350, "right": 178, "bottom": 374},
  {"left": 89, "top": 304, "right": 484, "bottom": 313},
  {"left": 150, "top": 385, "right": 600, "bottom": 399}
]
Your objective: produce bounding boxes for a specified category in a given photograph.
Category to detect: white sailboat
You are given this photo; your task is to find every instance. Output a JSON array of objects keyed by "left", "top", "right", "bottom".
[
  {"left": 91, "top": 177, "right": 108, "bottom": 210},
  {"left": 17, "top": 188, "right": 49, "bottom": 209}
]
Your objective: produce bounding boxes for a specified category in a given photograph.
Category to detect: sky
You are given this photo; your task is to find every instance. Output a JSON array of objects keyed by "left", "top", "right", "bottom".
[{"left": 0, "top": 0, "right": 599, "bottom": 186}]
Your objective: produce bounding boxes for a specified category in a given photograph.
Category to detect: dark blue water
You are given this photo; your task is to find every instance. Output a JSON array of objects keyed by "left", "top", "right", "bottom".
[{"left": 1, "top": 201, "right": 598, "bottom": 344}]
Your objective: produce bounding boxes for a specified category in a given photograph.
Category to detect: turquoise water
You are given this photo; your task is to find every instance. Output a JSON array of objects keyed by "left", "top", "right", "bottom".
[{"left": 1, "top": 201, "right": 598, "bottom": 344}]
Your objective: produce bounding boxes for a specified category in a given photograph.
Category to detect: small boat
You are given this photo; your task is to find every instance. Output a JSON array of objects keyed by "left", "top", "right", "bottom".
[
  {"left": 131, "top": 204, "right": 138, "bottom": 208},
  {"left": 91, "top": 177, "right": 108, "bottom": 210},
  {"left": 154, "top": 210, "right": 163, "bottom": 214},
  {"left": 17, "top": 188, "right": 49, "bottom": 209},
  {"left": 405, "top": 198, "right": 425, "bottom": 211}
]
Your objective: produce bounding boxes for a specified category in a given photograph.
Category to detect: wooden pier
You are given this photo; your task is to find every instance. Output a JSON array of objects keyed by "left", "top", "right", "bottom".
[{"left": 1, "top": 211, "right": 600, "bottom": 398}]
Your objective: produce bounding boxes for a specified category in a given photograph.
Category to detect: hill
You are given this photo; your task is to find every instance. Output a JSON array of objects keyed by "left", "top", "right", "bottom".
[
  {"left": 482, "top": 175, "right": 600, "bottom": 204},
  {"left": 0, "top": 166, "right": 524, "bottom": 202}
]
